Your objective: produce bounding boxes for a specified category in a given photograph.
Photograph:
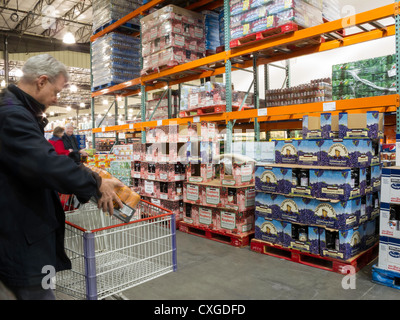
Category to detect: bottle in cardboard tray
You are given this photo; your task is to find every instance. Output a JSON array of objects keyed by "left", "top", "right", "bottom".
[
  {"left": 300, "top": 169, "right": 309, "bottom": 187},
  {"left": 298, "top": 226, "right": 308, "bottom": 242}
]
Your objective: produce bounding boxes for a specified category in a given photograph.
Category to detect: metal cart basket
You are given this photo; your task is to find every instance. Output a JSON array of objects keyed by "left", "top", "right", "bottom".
[{"left": 56, "top": 198, "right": 177, "bottom": 300}]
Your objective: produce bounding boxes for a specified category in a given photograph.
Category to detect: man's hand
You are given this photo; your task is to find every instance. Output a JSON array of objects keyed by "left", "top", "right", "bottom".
[{"left": 98, "top": 178, "right": 124, "bottom": 215}]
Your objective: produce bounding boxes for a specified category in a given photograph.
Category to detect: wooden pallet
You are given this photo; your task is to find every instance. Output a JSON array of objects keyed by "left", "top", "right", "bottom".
[
  {"left": 230, "top": 22, "right": 299, "bottom": 49},
  {"left": 372, "top": 265, "right": 400, "bottom": 290},
  {"left": 178, "top": 221, "right": 254, "bottom": 248},
  {"left": 250, "top": 239, "right": 378, "bottom": 274},
  {"left": 179, "top": 105, "right": 250, "bottom": 118}
]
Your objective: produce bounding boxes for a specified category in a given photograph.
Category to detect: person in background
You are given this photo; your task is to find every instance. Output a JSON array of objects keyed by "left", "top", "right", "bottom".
[
  {"left": 48, "top": 126, "right": 77, "bottom": 157},
  {"left": 62, "top": 122, "right": 88, "bottom": 164},
  {"left": 0, "top": 54, "right": 123, "bottom": 300}
]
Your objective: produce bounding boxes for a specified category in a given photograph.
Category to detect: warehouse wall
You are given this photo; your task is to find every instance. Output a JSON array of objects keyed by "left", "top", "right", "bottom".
[{"left": 8, "top": 51, "right": 90, "bottom": 69}]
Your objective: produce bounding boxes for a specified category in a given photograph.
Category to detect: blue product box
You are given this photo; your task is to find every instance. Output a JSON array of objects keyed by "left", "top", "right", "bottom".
[
  {"left": 276, "top": 196, "right": 303, "bottom": 223},
  {"left": 338, "top": 111, "right": 384, "bottom": 140},
  {"left": 319, "top": 225, "right": 363, "bottom": 260},
  {"left": 302, "top": 113, "right": 337, "bottom": 140},
  {"left": 289, "top": 224, "right": 321, "bottom": 255},
  {"left": 320, "top": 139, "right": 372, "bottom": 167},
  {"left": 254, "top": 214, "right": 292, "bottom": 247},
  {"left": 274, "top": 139, "right": 299, "bottom": 164},
  {"left": 297, "top": 139, "right": 322, "bottom": 166},
  {"left": 370, "top": 164, "right": 382, "bottom": 192},
  {"left": 308, "top": 198, "right": 360, "bottom": 229},
  {"left": 255, "top": 165, "right": 292, "bottom": 194},
  {"left": 255, "top": 192, "right": 281, "bottom": 219},
  {"left": 311, "top": 167, "right": 366, "bottom": 201},
  {"left": 364, "top": 217, "right": 378, "bottom": 249}
]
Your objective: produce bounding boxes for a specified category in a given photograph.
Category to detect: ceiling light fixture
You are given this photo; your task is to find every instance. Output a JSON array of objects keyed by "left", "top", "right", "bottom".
[
  {"left": 70, "top": 84, "right": 78, "bottom": 92},
  {"left": 63, "top": 30, "right": 76, "bottom": 44}
]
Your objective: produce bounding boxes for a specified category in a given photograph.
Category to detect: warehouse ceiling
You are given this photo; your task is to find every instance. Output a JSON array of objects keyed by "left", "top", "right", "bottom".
[{"left": 0, "top": 0, "right": 92, "bottom": 49}]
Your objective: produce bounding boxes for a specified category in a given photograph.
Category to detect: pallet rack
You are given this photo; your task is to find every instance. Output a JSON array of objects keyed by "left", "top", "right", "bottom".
[{"left": 89, "top": 1, "right": 400, "bottom": 149}]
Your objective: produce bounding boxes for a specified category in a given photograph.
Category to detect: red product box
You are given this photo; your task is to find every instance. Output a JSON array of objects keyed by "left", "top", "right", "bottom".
[
  {"left": 186, "top": 163, "right": 215, "bottom": 183},
  {"left": 214, "top": 209, "right": 254, "bottom": 235},
  {"left": 220, "top": 161, "right": 255, "bottom": 186}
]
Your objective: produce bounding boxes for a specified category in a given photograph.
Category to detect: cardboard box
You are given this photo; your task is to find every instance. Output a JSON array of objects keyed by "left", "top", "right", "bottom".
[
  {"left": 319, "top": 138, "right": 372, "bottom": 167},
  {"left": 254, "top": 214, "right": 292, "bottom": 247},
  {"left": 255, "top": 192, "right": 281, "bottom": 220},
  {"left": 140, "top": 179, "right": 183, "bottom": 201},
  {"left": 274, "top": 139, "right": 299, "bottom": 164},
  {"left": 319, "top": 225, "right": 363, "bottom": 261},
  {"left": 276, "top": 195, "right": 311, "bottom": 224},
  {"left": 310, "top": 167, "right": 366, "bottom": 201},
  {"left": 307, "top": 198, "right": 360, "bottom": 230},
  {"left": 214, "top": 209, "right": 254, "bottom": 235},
  {"left": 338, "top": 111, "right": 384, "bottom": 140},
  {"left": 302, "top": 113, "right": 338, "bottom": 139},
  {"left": 381, "top": 167, "right": 400, "bottom": 204},
  {"left": 255, "top": 165, "right": 292, "bottom": 194},
  {"left": 297, "top": 139, "right": 322, "bottom": 166},
  {"left": 379, "top": 202, "right": 400, "bottom": 239},
  {"left": 369, "top": 164, "right": 382, "bottom": 192},
  {"left": 378, "top": 236, "right": 400, "bottom": 272},
  {"left": 220, "top": 161, "right": 255, "bottom": 186},
  {"left": 186, "top": 163, "right": 215, "bottom": 183},
  {"left": 144, "top": 197, "right": 183, "bottom": 221}
]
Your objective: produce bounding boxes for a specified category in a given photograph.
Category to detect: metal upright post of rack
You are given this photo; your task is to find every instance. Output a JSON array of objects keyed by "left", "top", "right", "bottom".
[
  {"left": 224, "top": 0, "right": 233, "bottom": 154},
  {"left": 90, "top": 43, "right": 96, "bottom": 149},
  {"left": 253, "top": 53, "right": 260, "bottom": 142}
]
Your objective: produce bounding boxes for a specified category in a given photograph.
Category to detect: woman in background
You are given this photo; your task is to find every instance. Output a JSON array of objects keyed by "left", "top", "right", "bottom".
[{"left": 49, "top": 126, "right": 75, "bottom": 157}]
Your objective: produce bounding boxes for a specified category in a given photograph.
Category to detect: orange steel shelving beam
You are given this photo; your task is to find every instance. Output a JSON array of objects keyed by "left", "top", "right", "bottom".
[{"left": 92, "top": 94, "right": 400, "bottom": 133}]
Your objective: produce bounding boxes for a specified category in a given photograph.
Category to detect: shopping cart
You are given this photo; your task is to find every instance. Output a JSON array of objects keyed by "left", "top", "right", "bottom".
[{"left": 56, "top": 199, "right": 177, "bottom": 300}]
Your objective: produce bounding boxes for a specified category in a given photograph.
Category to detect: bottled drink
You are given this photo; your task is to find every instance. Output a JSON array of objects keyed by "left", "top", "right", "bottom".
[
  {"left": 351, "top": 169, "right": 359, "bottom": 188},
  {"left": 228, "top": 188, "right": 236, "bottom": 203},
  {"left": 176, "top": 182, "right": 183, "bottom": 195},
  {"left": 298, "top": 226, "right": 308, "bottom": 242},
  {"left": 300, "top": 169, "right": 309, "bottom": 187}
]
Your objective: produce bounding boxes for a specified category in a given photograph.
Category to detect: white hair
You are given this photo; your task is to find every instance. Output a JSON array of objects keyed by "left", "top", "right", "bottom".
[
  {"left": 21, "top": 54, "right": 69, "bottom": 83},
  {"left": 65, "top": 122, "right": 74, "bottom": 129}
]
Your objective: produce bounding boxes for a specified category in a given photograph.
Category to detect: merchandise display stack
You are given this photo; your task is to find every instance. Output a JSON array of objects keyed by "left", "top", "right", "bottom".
[
  {"left": 131, "top": 124, "right": 189, "bottom": 221},
  {"left": 140, "top": 5, "right": 206, "bottom": 75},
  {"left": 265, "top": 78, "right": 332, "bottom": 107},
  {"left": 91, "top": 32, "right": 141, "bottom": 91},
  {"left": 179, "top": 81, "right": 255, "bottom": 117},
  {"left": 229, "top": 0, "right": 325, "bottom": 44},
  {"left": 372, "top": 166, "right": 400, "bottom": 289},
  {"left": 251, "top": 111, "right": 383, "bottom": 272},
  {"left": 332, "top": 54, "right": 396, "bottom": 100},
  {"left": 92, "top": 0, "right": 142, "bottom": 34},
  {"left": 179, "top": 122, "right": 256, "bottom": 247}
]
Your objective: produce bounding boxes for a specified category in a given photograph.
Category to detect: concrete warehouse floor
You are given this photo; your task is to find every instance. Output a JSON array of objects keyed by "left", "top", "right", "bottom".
[
  {"left": 56, "top": 230, "right": 400, "bottom": 301},
  {"left": 122, "top": 231, "right": 399, "bottom": 300}
]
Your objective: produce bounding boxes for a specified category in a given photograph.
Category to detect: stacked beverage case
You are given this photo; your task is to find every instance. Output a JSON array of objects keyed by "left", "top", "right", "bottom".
[
  {"left": 92, "top": 0, "right": 142, "bottom": 34},
  {"left": 91, "top": 32, "right": 141, "bottom": 90},
  {"left": 254, "top": 111, "right": 382, "bottom": 260},
  {"left": 140, "top": 5, "right": 206, "bottom": 75}
]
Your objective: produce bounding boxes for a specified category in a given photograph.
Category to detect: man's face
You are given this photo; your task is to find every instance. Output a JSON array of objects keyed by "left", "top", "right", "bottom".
[
  {"left": 35, "top": 74, "right": 67, "bottom": 110},
  {"left": 65, "top": 126, "right": 74, "bottom": 136}
]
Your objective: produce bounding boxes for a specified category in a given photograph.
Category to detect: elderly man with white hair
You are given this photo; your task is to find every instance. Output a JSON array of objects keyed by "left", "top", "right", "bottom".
[
  {"left": 0, "top": 54, "right": 123, "bottom": 300},
  {"left": 62, "top": 122, "right": 89, "bottom": 164}
]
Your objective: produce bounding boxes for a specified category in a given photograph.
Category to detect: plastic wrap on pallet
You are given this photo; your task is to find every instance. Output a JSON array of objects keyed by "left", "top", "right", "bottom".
[
  {"left": 140, "top": 5, "right": 206, "bottom": 75},
  {"left": 202, "top": 10, "right": 221, "bottom": 51},
  {"left": 230, "top": 0, "right": 323, "bottom": 40},
  {"left": 322, "top": 0, "right": 340, "bottom": 21},
  {"left": 92, "top": 32, "right": 141, "bottom": 89},
  {"left": 92, "top": 0, "right": 142, "bottom": 33},
  {"left": 219, "top": 10, "right": 225, "bottom": 46},
  {"left": 332, "top": 54, "right": 397, "bottom": 100}
]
